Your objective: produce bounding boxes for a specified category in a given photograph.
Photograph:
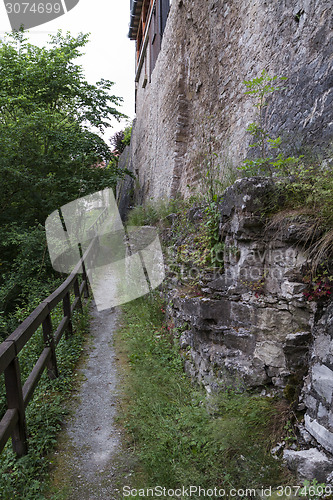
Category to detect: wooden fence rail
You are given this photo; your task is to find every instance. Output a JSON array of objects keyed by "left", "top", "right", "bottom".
[{"left": 0, "top": 208, "right": 104, "bottom": 457}]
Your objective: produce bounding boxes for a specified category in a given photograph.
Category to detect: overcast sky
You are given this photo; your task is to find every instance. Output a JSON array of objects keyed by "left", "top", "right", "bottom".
[{"left": 0, "top": 0, "right": 135, "bottom": 139}]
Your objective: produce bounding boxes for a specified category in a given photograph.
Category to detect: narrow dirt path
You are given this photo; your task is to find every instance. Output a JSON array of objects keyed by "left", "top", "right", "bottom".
[{"left": 49, "top": 304, "right": 133, "bottom": 499}]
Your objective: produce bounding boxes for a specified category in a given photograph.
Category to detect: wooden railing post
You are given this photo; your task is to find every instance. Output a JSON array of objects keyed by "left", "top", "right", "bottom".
[
  {"left": 78, "top": 243, "right": 89, "bottom": 298},
  {"left": 73, "top": 276, "right": 83, "bottom": 312},
  {"left": 42, "top": 313, "right": 59, "bottom": 379},
  {"left": 4, "top": 351, "right": 28, "bottom": 457},
  {"left": 81, "top": 259, "right": 90, "bottom": 298},
  {"left": 63, "top": 292, "right": 73, "bottom": 339},
  {"left": 0, "top": 232, "right": 99, "bottom": 456}
]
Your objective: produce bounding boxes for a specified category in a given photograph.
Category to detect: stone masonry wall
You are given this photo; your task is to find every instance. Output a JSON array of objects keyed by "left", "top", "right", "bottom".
[
  {"left": 130, "top": 0, "right": 333, "bottom": 201},
  {"left": 164, "top": 178, "right": 333, "bottom": 460},
  {"left": 167, "top": 178, "right": 315, "bottom": 392},
  {"left": 304, "top": 303, "right": 333, "bottom": 454}
]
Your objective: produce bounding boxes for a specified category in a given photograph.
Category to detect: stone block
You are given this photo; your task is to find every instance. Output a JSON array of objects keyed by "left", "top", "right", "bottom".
[
  {"left": 313, "top": 334, "right": 333, "bottom": 364},
  {"left": 283, "top": 448, "right": 333, "bottom": 482},
  {"left": 284, "top": 331, "right": 311, "bottom": 346},
  {"left": 206, "top": 276, "right": 228, "bottom": 292},
  {"left": 304, "top": 394, "right": 318, "bottom": 413},
  {"left": 305, "top": 414, "right": 333, "bottom": 455},
  {"left": 230, "top": 301, "right": 251, "bottom": 326},
  {"left": 318, "top": 402, "right": 329, "bottom": 421},
  {"left": 254, "top": 307, "right": 293, "bottom": 337},
  {"left": 223, "top": 330, "right": 256, "bottom": 355},
  {"left": 254, "top": 341, "right": 286, "bottom": 369},
  {"left": 219, "top": 178, "right": 275, "bottom": 217},
  {"left": 283, "top": 332, "right": 310, "bottom": 371},
  {"left": 311, "top": 363, "right": 333, "bottom": 404},
  {"left": 281, "top": 281, "right": 306, "bottom": 299},
  {"left": 199, "top": 298, "right": 231, "bottom": 326}
]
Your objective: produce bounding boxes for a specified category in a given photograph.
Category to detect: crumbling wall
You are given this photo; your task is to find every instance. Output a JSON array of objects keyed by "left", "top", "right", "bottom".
[
  {"left": 130, "top": 0, "right": 333, "bottom": 200},
  {"left": 304, "top": 303, "right": 333, "bottom": 454},
  {"left": 167, "top": 178, "right": 314, "bottom": 391},
  {"left": 164, "top": 178, "right": 333, "bottom": 461}
]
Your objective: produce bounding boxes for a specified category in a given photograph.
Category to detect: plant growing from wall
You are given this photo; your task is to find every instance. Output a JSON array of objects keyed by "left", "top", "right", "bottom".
[
  {"left": 241, "top": 271, "right": 268, "bottom": 298},
  {"left": 195, "top": 116, "right": 235, "bottom": 204},
  {"left": 299, "top": 479, "right": 330, "bottom": 500},
  {"left": 192, "top": 118, "right": 237, "bottom": 268},
  {"left": 240, "top": 71, "right": 333, "bottom": 270},
  {"left": 239, "top": 70, "right": 303, "bottom": 178},
  {"left": 302, "top": 268, "right": 333, "bottom": 302}
]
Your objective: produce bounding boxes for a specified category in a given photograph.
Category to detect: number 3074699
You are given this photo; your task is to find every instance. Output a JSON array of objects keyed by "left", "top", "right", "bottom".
[{"left": 5, "top": 3, "right": 62, "bottom": 14}]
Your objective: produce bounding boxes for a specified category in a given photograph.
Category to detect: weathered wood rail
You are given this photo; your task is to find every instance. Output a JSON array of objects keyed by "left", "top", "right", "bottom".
[{"left": 0, "top": 206, "right": 107, "bottom": 457}]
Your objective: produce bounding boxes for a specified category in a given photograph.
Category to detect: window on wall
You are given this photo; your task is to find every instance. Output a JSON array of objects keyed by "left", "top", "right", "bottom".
[
  {"left": 160, "top": 0, "right": 170, "bottom": 36},
  {"left": 150, "top": 2, "right": 159, "bottom": 76},
  {"left": 149, "top": 0, "right": 170, "bottom": 78},
  {"left": 135, "top": 0, "right": 171, "bottom": 84}
]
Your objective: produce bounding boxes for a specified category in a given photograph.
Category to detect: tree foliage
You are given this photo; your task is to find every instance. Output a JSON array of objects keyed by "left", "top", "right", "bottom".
[
  {"left": 0, "top": 30, "right": 127, "bottom": 330},
  {"left": 110, "top": 123, "right": 132, "bottom": 156},
  {"left": 0, "top": 29, "right": 126, "bottom": 225}
]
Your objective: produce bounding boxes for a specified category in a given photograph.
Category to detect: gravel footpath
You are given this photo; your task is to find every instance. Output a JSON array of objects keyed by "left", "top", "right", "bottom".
[{"left": 49, "top": 303, "right": 133, "bottom": 499}]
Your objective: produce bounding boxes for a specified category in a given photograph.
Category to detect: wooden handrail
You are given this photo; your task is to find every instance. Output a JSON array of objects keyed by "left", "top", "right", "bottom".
[{"left": 0, "top": 223, "right": 102, "bottom": 457}]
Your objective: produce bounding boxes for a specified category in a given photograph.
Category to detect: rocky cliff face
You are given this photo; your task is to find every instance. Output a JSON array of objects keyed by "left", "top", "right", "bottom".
[
  {"left": 163, "top": 178, "right": 333, "bottom": 462},
  {"left": 130, "top": 0, "right": 333, "bottom": 201},
  {"left": 303, "top": 302, "right": 333, "bottom": 455}
]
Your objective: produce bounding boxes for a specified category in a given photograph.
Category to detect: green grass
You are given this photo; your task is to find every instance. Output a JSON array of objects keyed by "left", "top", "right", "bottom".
[
  {"left": 0, "top": 302, "right": 90, "bottom": 500},
  {"left": 117, "top": 292, "right": 288, "bottom": 495},
  {"left": 126, "top": 196, "right": 189, "bottom": 227}
]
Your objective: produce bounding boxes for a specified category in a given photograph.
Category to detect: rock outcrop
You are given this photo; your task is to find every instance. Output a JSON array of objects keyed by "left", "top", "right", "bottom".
[
  {"left": 167, "top": 178, "right": 314, "bottom": 391},
  {"left": 164, "top": 178, "right": 333, "bottom": 472}
]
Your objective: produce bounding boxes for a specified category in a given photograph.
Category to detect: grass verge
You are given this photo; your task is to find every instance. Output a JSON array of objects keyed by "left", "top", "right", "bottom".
[{"left": 116, "top": 291, "right": 289, "bottom": 497}]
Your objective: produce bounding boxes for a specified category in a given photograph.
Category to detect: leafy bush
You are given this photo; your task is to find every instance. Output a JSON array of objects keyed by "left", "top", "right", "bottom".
[
  {"left": 238, "top": 70, "right": 304, "bottom": 178},
  {"left": 110, "top": 123, "right": 132, "bottom": 156}
]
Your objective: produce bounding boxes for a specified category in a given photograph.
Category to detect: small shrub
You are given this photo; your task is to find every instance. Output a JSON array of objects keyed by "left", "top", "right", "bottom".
[
  {"left": 299, "top": 479, "right": 330, "bottom": 500},
  {"left": 239, "top": 70, "right": 304, "bottom": 178},
  {"left": 302, "top": 269, "right": 333, "bottom": 302}
]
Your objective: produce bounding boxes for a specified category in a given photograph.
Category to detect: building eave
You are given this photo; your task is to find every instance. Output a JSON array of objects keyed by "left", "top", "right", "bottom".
[{"left": 128, "top": 0, "right": 144, "bottom": 40}]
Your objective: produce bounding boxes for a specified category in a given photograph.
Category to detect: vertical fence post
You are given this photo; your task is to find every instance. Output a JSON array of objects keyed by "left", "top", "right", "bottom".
[
  {"left": 4, "top": 350, "right": 28, "bottom": 457},
  {"left": 73, "top": 276, "right": 83, "bottom": 312},
  {"left": 63, "top": 292, "right": 73, "bottom": 339},
  {"left": 81, "top": 260, "right": 90, "bottom": 298},
  {"left": 42, "top": 313, "right": 59, "bottom": 379},
  {"left": 78, "top": 243, "right": 89, "bottom": 298}
]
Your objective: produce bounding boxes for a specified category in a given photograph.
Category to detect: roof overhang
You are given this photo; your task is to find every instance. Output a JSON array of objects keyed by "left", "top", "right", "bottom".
[{"left": 128, "top": 0, "right": 143, "bottom": 40}]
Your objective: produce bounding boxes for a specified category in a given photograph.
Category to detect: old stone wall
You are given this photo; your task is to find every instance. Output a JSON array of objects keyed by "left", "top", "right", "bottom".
[
  {"left": 163, "top": 178, "right": 333, "bottom": 463},
  {"left": 116, "top": 144, "right": 135, "bottom": 221},
  {"left": 130, "top": 0, "right": 333, "bottom": 201},
  {"left": 304, "top": 302, "right": 333, "bottom": 455},
  {"left": 167, "top": 178, "right": 315, "bottom": 392}
]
